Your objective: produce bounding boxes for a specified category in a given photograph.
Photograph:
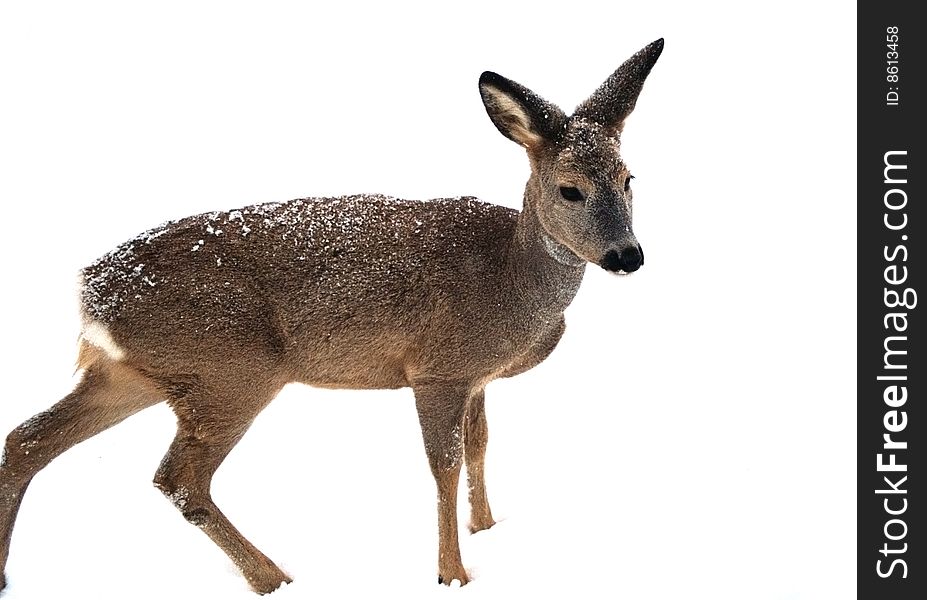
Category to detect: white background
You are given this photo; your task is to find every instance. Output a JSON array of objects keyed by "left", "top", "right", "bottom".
[{"left": 0, "top": 1, "right": 855, "bottom": 599}]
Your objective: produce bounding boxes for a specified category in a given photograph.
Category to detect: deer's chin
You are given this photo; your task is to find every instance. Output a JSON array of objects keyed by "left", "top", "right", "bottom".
[{"left": 607, "top": 269, "right": 634, "bottom": 277}]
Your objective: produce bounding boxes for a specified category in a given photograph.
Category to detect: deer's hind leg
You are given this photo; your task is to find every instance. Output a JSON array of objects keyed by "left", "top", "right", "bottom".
[
  {"left": 463, "top": 389, "right": 495, "bottom": 534},
  {"left": 153, "top": 379, "right": 289, "bottom": 595},
  {"left": 0, "top": 357, "right": 164, "bottom": 590}
]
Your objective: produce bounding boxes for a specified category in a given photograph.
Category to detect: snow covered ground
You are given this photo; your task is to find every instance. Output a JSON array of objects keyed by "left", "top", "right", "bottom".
[{"left": 0, "top": 2, "right": 855, "bottom": 599}]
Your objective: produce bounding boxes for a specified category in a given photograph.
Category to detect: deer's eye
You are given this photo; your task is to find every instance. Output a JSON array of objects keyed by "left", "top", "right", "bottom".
[
  {"left": 624, "top": 174, "right": 635, "bottom": 193},
  {"left": 559, "top": 186, "right": 584, "bottom": 202}
]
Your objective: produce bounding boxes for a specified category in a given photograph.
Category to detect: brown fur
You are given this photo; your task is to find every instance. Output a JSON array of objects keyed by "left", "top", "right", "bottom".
[{"left": 0, "top": 39, "right": 663, "bottom": 593}]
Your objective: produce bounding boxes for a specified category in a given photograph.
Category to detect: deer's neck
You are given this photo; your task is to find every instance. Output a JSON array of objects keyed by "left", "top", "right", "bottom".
[{"left": 506, "top": 178, "right": 586, "bottom": 315}]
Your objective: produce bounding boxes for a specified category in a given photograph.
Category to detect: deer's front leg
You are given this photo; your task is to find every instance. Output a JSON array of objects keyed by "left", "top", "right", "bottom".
[{"left": 412, "top": 380, "right": 471, "bottom": 586}]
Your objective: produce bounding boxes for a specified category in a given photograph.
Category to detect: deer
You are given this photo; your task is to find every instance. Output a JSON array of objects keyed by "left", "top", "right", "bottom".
[{"left": 0, "top": 38, "right": 663, "bottom": 594}]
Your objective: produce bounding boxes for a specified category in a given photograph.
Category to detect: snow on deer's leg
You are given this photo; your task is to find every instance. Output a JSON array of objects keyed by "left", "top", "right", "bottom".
[
  {"left": 413, "top": 381, "right": 471, "bottom": 586},
  {"left": 0, "top": 361, "right": 162, "bottom": 589},
  {"left": 464, "top": 389, "right": 495, "bottom": 534},
  {"left": 153, "top": 384, "right": 290, "bottom": 595}
]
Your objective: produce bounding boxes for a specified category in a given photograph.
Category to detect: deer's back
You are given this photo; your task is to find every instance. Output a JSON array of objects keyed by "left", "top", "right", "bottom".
[{"left": 80, "top": 195, "right": 520, "bottom": 389}]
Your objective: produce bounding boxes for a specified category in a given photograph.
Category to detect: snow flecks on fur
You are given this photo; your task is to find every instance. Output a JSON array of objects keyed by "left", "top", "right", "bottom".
[
  {"left": 557, "top": 118, "right": 625, "bottom": 183},
  {"left": 79, "top": 194, "right": 492, "bottom": 323},
  {"left": 167, "top": 486, "right": 189, "bottom": 510},
  {"left": 82, "top": 242, "right": 148, "bottom": 322},
  {"left": 436, "top": 423, "right": 464, "bottom": 467}
]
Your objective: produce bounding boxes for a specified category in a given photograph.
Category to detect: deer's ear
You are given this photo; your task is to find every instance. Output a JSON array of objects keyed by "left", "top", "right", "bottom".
[
  {"left": 479, "top": 72, "right": 566, "bottom": 150},
  {"left": 574, "top": 38, "right": 664, "bottom": 134}
]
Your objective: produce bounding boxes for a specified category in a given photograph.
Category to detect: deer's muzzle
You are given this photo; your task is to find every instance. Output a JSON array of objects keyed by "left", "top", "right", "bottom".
[{"left": 601, "top": 244, "right": 643, "bottom": 274}]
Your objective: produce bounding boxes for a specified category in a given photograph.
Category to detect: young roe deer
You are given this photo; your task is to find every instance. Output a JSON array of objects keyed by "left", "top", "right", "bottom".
[{"left": 0, "top": 39, "right": 663, "bottom": 593}]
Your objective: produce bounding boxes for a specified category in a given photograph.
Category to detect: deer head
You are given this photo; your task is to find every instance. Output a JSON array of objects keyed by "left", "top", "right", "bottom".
[{"left": 479, "top": 38, "right": 663, "bottom": 274}]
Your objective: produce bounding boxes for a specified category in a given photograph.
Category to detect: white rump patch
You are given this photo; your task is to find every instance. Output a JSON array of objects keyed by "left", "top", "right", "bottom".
[{"left": 80, "top": 320, "right": 126, "bottom": 361}]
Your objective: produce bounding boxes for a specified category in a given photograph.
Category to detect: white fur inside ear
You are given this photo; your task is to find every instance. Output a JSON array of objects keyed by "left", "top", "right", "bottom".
[{"left": 484, "top": 85, "right": 543, "bottom": 148}]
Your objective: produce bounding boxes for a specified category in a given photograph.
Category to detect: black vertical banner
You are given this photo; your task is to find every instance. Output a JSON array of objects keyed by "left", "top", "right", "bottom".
[{"left": 859, "top": 4, "right": 923, "bottom": 599}]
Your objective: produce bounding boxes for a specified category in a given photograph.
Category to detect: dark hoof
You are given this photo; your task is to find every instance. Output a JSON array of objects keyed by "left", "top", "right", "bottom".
[{"left": 437, "top": 570, "right": 470, "bottom": 586}]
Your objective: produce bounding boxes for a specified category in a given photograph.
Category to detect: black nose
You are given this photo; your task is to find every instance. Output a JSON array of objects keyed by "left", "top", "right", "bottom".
[{"left": 602, "top": 244, "right": 644, "bottom": 273}]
